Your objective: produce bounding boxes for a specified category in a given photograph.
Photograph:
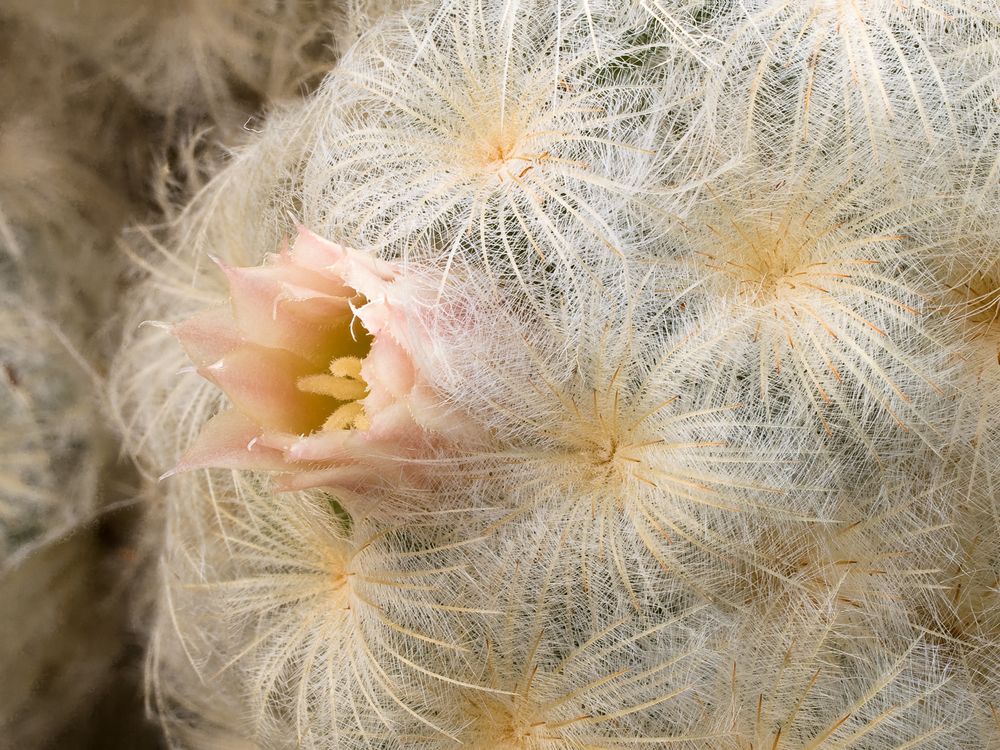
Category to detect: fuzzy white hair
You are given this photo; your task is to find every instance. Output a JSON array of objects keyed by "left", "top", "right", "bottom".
[
  {"left": 296, "top": 0, "right": 711, "bottom": 285},
  {"left": 418, "top": 264, "right": 835, "bottom": 615},
  {"left": 707, "top": 601, "right": 981, "bottom": 748},
  {"left": 651, "top": 123, "right": 957, "bottom": 460},
  {"left": 150, "top": 470, "right": 502, "bottom": 748},
  {"left": 699, "top": 0, "right": 993, "bottom": 166},
  {"left": 424, "top": 562, "right": 726, "bottom": 748}
]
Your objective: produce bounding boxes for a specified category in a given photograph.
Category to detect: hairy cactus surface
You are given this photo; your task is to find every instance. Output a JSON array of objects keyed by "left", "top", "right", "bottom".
[{"left": 1, "top": 0, "right": 996, "bottom": 746}]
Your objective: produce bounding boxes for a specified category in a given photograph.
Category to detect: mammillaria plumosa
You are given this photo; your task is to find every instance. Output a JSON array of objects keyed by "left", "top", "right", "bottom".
[{"left": 111, "top": 0, "right": 1000, "bottom": 746}]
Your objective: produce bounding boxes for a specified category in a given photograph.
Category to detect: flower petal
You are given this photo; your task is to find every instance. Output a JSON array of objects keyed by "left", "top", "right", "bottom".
[
  {"left": 223, "top": 263, "right": 356, "bottom": 364},
  {"left": 293, "top": 227, "right": 397, "bottom": 301},
  {"left": 202, "top": 344, "right": 337, "bottom": 434},
  {"left": 171, "top": 410, "right": 288, "bottom": 474},
  {"left": 362, "top": 336, "right": 415, "bottom": 399},
  {"left": 172, "top": 307, "right": 242, "bottom": 367}
]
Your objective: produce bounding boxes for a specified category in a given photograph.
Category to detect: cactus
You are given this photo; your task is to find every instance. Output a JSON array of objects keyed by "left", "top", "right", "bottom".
[{"left": 3, "top": 0, "right": 989, "bottom": 746}]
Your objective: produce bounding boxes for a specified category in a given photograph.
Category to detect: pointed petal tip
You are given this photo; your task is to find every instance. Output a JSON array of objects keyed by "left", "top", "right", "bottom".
[
  {"left": 139, "top": 319, "right": 173, "bottom": 332},
  {"left": 293, "top": 225, "right": 346, "bottom": 260}
]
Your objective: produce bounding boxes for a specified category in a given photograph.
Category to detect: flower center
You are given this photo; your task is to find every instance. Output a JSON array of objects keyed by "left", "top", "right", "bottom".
[{"left": 294, "top": 309, "right": 374, "bottom": 434}]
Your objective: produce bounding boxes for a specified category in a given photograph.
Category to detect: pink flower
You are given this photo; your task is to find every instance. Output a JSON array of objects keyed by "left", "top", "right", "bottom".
[{"left": 169, "top": 227, "right": 461, "bottom": 491}]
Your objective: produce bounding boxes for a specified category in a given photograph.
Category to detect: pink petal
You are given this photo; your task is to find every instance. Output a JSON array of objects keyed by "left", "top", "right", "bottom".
[
  {"left": 202, "top": 344, "right": 336, "bottom": 434},
  {"left": 286, "top": 227, "right": 344, "bottom": 269},
  {"left": 366, "top": 401, "right": 424, "bottom": 442},
  {"left": 223, "top": 264, "right": 351, "bottom": 364},
  {"left": 293, "top": 227, "right": 397, "bottom": 301},
  {"left": 171, "top": 410, "right": 288, "bottom": 474},
  {"left": 406, "top": 384, "right": 472, "bottom": 439},
  {"left": 282, "top": 429, "right": 358, "bottom": 463},
  {"left": 172, "top": 307, "right": 242, "bottom": 367},
  {"left": 271, "top": 252, "right": 354, "bottom": 297},
  {"left": 362, "top": 336, "right": 415, "bottom": 399}
]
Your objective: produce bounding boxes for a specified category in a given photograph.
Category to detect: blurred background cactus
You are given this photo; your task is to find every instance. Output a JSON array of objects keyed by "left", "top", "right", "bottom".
[{"left": 2, "top": 0, "right": 999, "bottom": 747}]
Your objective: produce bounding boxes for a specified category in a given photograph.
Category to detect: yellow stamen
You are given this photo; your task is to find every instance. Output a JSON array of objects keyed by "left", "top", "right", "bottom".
[
  {"left": 298, "top": 374, "right": 368, "bottom": 401},
  {"left": 323, "top": 402, "right": 368, "bottom": 431},
  {"left": 330, "top": 356, "right": 364, "bottom": 379}
]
